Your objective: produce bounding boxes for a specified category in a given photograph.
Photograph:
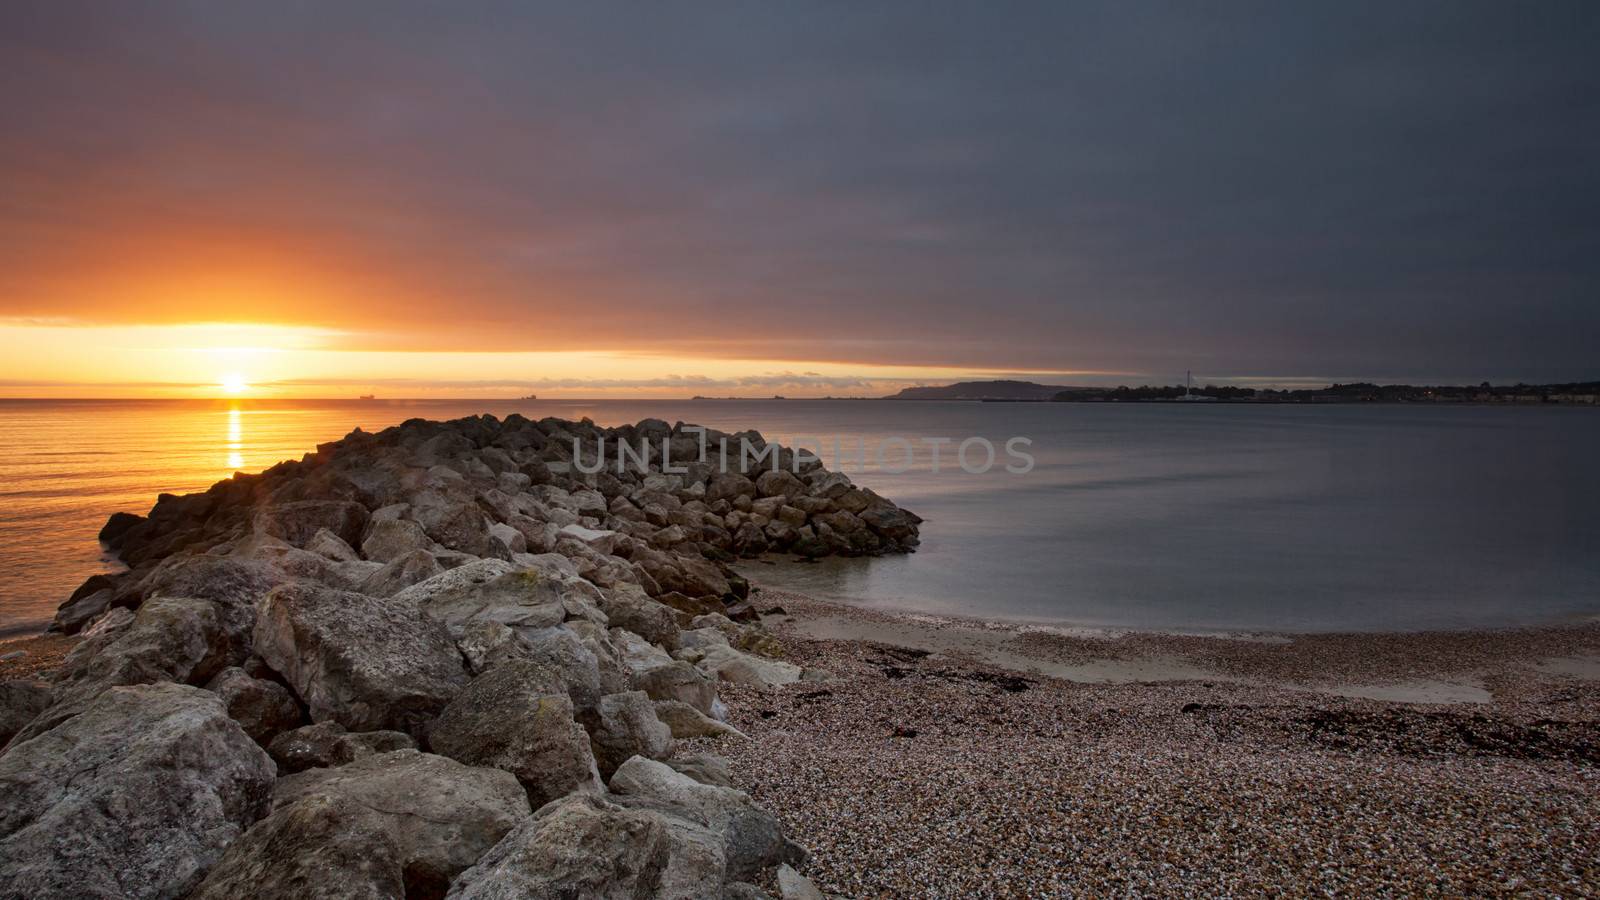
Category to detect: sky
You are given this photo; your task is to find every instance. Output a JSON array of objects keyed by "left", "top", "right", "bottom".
[{"left": 1, "top": 1, "right": 1597, "bottom": 397}]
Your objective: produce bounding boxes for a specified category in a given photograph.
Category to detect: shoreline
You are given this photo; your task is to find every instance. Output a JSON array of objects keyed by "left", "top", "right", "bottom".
[
  {"left": 745, "top": 587, "right": 1600, "bottom": 707},
  {"left": 705, "top": 585, "right": 1600, "bottom": 895}
]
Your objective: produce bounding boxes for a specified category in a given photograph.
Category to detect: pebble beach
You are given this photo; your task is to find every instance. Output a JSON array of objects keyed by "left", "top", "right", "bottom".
[{"left": 710, "top": 590, "right": 1600, "bottom": 896}]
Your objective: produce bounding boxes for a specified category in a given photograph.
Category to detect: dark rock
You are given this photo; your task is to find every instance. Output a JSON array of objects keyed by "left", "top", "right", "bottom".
[
  {"left": 412, "top": 498, "right": 508, "bottom": 559},
  {"left": 706, "top": 473, "right": 756, "bottom": 504},
  {"left": 266, "top": 721, "right": 416, "bottom": 774},
  {"left": 205, "top": 666, "right": 303, "bottom": 743},
  {"left": 97, "top": 511, "right": 145, "bottom": 548},
  {"left": 49, "top": 574, "right": 118, "bottom": 634},
  {"left": 753, "top": 470, "right": 805, "bottom": 500},
  {"left": 0, "top": 679, "right": 52, "bottom": 746},
  {"left": 656, "top": 590, "right": 727, "bottom": 620},
  {"left": 723, "top": 602, "right": 761, "bottom": 624}
]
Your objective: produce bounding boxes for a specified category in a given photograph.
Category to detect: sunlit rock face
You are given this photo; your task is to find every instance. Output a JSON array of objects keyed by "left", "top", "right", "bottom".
[{"left": 10, "top": 415, "right": 912, "bottom": 897}]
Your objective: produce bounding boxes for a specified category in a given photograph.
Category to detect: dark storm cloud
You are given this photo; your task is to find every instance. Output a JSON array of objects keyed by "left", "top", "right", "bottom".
[{"left": 2, "top": 0, "right": 1596, "bottom": 383}]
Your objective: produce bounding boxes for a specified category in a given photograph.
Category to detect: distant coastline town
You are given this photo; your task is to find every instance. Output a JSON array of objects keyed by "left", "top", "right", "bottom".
[{"left": 883, "top": 379, "right": 1600, "bottom": 404}]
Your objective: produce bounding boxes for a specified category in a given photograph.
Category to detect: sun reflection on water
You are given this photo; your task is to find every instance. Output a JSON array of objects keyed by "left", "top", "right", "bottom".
[{"left": 226, "top": 406, "right": 244, "bottom": 471}]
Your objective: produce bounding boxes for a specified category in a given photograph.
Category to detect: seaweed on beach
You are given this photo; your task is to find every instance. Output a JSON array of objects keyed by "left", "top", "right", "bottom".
[
  {"left": 870, "top": 650, "right": 1035, "bottom": 693},
  {"left": 1181, "top": 702, "right": 1600, "bottom": 765}
]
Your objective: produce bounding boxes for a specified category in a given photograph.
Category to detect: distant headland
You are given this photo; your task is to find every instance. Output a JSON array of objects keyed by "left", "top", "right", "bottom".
[
  {"left": 884, "top": 379, "right": 1600, "bottom": 404},
  {"left": 883, "top": 380, "right": 1080, "bottom": 401}
]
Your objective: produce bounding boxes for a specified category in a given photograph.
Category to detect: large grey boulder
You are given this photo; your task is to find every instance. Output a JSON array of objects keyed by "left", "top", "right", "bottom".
[
  {"left": 610, "top": 756, "right": 798, "bottom": 881},
  {"left": 266, "top": 721, "right": 415, "bottom": 774},
  {"left": 648, "top": 807, "right": 730, "bottom": 900},
  {"left": 446, "top": 793, "right": 693, "bottom": 900},
  {"left": 806, "top": 470, "right": 853, "bottom": 499},
  {"left": 253, "top": 583, "right": 468, "bottom": 738},
  {"left": 590, "top": 690, "right": 675, "bottom": 777},
  {"left": 306, "top": 526, "right": 362, "bottom": 562},
  {"left": 400, "top": 567, "right": 572, "bottom": 636},
  {"left": 274, "top": 750, "right": 530, "bottom": 896},
  {"left": 777, "top": 863, "right": 827, "bottom": 900},
  {"left": 653, "top": 699, "right": 747, "bottom": 740},
  {"left": 695, "top": 643, "right": 804, "bottom": 689},
  {"left": 390, "top": 558, "right": 513, "bottom": 611},
  {"left": 117, "top": 554, "right": 284, "bottom": 660},
  {"left": 254, "top": 499, "right": 369, "bottom": 549},
  {"left": 427, "top": 661, "right": 602, "bottom": 808},
  {"left": 0, "top": 683, "right": 275, "bottom": 900},
  {"left": 566, "top": 620, "right": 633, "bottom": 693},
  {"left": 14, "top": 595, "right": 234, "bottom": 744},
  {"left": 558, "top": 523, "right": 622, "bottom": 555},
  {"left": 859, "top": 501, "right": 920, "bottom": 542},
  {"left": 666, "top": 752, "right": 736, "bottom": 789},
  {"left": 487, "top": 521, "right": 527, "bottom": 554},
  {"left": 204, "top": 666, "right": 303, "bottom": 743},
  {"left": 635, "top": 659, "right": 718, "bottom": 714},
  {"left": 410, "top": 496, "right": 509, "bottom": 559},
  {"left": 754, "top": 470, "right": 805, "bottom": 500},
  {"left": 515, "top": 625, "right": 608, "bottom": 713},
  {"left": 226, "top": 535, "right": 346, "bottom": 589},
  {"left": 360, "top": 516, "right": 434, "bottom": 564},
  {"left": 663, "top": 554, "right": 734, "bottom": 600},
  {"left": 597, "top": 586, "right": 681, "bottom": 649},
  {"left": 188, "top": 794, "right": 407, "bottom": 900},
  {"left": 614, "top": 629, "right": 718, "bottom": 714},
  {"left": 706, "top": 473, "right": 756, "bottom": 504},
  {"left": 357, "top": 548, "right": 445, "bottom": 598},
  {"left": 456, "top": 620, "right": 529, "bottom": 675}
]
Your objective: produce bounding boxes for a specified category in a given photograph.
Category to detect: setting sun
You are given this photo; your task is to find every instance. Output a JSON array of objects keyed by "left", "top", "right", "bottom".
[{"left": 219, "top": 373, "right": 248, "bottom": 395}]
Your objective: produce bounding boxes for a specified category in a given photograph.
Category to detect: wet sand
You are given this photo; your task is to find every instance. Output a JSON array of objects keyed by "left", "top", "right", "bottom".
[
  {"left": 777, "top": 601, "right": 1597, "bottom": 705},
  {"left": 705, "top": 589, "right": 1600, "bottom": 896}
]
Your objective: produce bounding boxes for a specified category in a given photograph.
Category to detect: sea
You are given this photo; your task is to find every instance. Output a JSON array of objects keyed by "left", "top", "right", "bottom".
[{"left": 2, "top": 398, "right": 1597, "bottom": 638}]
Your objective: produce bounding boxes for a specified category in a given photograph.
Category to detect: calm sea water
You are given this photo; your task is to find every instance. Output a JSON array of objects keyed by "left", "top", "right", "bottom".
[{"left": 1, "top": 399, "right": 1597, "bottom": 637}]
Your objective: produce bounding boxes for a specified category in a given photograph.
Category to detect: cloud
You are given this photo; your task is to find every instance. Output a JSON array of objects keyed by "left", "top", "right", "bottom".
[{"left": 1, "top": 2, "right": 1596, "bottom": 382}]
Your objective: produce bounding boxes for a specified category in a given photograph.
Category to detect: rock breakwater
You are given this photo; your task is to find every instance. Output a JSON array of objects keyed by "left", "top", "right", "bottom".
[{"left": 1, "top": 415, "right": 915, "bottom": 898}]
